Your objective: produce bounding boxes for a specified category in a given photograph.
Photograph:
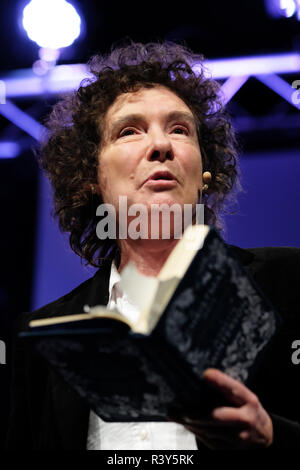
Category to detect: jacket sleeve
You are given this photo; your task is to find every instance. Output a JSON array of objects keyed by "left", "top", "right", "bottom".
[{"left": 268, "top": 413, "right": 300, "bottom": 448}]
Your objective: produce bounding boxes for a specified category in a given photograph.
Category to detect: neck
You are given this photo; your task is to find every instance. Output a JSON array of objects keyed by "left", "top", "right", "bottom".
[{"left": 117, "top": 238, "right": 180, "bottom": 277}]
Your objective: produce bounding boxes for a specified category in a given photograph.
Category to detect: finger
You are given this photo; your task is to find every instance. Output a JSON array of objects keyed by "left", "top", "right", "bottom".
[
  {"left": 203, "top": 368, "right": 256, "bottom": 406},
  {"left": 211, "top": 406, "right": 249, "bottom": 424}
]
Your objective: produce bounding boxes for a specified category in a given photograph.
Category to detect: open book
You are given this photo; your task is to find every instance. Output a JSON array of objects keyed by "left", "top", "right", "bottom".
[
  {"left": 21, "top": 225, "right": 283, "bottom": 421},
  {"left": 29, "top": 225, "right": 210, "bottom": 334}
]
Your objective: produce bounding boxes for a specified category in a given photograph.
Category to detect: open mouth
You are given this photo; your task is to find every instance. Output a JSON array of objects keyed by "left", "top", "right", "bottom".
[{"left": 146, "top": 171, "right": 177, "bottom": 182}]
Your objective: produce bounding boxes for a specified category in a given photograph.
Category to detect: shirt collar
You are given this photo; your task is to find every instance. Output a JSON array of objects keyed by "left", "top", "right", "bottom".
[{"left": 108, "top": 261, "right": 122, "bottom": 301}]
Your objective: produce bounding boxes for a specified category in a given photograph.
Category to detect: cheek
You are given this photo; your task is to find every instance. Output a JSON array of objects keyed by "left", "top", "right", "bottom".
[
  {"left": 183, "top": 149, "right": 202, "bottom": 181},
  {"left": 106, "top": 145, "right": 138, "bottom": 174},
  {"left": 97, "top": 148, "right": 137, "bottom": 200}
]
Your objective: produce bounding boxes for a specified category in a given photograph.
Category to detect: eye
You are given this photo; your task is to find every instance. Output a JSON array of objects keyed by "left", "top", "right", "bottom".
[
  {"left": 119, "top": 128, "right": 137, "bottom": 138},
  {"left": 172, "top": 126, "right": 189, "bottom": 135}
]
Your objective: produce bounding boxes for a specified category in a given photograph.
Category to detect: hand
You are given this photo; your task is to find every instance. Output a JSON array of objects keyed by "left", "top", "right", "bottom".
[{"left": 168, "top": 368, "right": 273, "bottom": 449}]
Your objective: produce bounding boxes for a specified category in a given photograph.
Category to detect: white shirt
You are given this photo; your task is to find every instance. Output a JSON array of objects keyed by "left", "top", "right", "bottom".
[{"left": 86, "top": 262, "right": 197, "bottom": 450}]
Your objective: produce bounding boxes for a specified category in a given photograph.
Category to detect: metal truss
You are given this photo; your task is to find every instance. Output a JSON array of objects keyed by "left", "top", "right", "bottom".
[{"left": 0, "top": 52, "right": 299, "bottom": 157}]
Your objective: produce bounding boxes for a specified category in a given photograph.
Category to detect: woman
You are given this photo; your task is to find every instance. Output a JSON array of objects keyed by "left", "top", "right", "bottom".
[{"left": 6, "top": 41, "right": 300, "bottom": 450}]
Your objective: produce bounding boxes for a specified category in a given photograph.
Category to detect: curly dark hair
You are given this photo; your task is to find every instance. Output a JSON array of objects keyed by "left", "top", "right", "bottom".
[{"left": 38, "top": 40, "right": 240, "bottom": 267}]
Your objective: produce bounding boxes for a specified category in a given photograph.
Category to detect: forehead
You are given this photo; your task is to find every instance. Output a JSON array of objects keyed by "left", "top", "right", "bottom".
[{"left": 104, "top": 85, "right": 194, "bottom": 126}]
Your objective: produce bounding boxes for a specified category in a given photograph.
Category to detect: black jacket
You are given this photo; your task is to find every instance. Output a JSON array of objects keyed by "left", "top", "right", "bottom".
[{"left": 6, "top": 245, "right": 300, "bottom": 450}]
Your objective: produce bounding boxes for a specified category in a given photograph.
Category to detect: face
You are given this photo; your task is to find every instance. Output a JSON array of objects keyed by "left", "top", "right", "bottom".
[{"left": 97, "top": 85, "right": 203, "bottom": 219}]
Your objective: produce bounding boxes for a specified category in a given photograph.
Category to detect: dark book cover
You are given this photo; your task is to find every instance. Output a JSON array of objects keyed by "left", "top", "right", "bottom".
[{"left": 20, "top": 228, "right": 283, "bottom": 422}]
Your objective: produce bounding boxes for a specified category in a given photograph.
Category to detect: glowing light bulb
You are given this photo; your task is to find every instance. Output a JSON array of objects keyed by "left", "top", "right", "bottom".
[{"left": 22, "top": 0, "right": 81, "bottom": 49}]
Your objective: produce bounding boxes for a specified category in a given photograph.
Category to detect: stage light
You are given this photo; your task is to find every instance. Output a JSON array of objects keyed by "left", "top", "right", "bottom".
[
  {"left": 265, "top": 0, "right": 297, "bottom": 18},
  {"left": 22, "top": 0, "right": 81, "bottom": 50},
  {"left": 296, "top": 0, "right": 300, "bottom": 19},
  {"left": 280, "top": 0, "right": 296, "bottom": 17}
]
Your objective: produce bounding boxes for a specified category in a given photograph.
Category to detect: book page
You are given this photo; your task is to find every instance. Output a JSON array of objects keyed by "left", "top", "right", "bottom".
[
  {"left": 145, "top": 225, "right": 209, "bottom": 331},
  {"left": 158, "top": 224, "right": 209, "bottom": 281},
  {"left": 30, "top": 225, "right": 209, "bottom": 332},
  {"left": 120, "top": 225, "right": 210, "bottom": 334},
  {"left": 146, "top": 276, "right": 180, "bottom": 332},
  {"left": 29, "top": 307, "right": 132, "bottom": 328}
]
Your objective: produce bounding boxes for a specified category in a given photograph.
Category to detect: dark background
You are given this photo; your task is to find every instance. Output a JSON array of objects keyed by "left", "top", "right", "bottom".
[{"left": 0, "top": 0, "right": 299, "bottom": 448}]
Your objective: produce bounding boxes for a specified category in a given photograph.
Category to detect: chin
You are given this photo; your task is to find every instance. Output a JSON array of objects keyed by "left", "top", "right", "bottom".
[{"left": 145, "top": 193, "right": 184, "bottom": 207}]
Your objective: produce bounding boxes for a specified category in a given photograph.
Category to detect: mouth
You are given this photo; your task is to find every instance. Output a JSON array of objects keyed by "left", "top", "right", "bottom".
[{"left": 144, "top": 171, "right": 178, "bottom": 185}]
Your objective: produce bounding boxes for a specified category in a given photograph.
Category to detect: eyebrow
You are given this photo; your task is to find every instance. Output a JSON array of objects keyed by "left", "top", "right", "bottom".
[{"left": 108, "top": 111, "right": 196, "bottom": 136}]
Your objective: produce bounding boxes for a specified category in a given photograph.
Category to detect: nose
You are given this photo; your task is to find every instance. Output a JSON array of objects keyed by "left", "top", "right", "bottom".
[{"left": 146, "top": 128, "right": 174, "bottom": 162}]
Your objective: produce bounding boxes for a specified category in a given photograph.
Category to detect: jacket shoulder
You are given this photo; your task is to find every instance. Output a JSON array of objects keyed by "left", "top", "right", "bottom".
[
  {"left": 14, "top": 275, "right": 95, "bottom": 334},
  {"left": 245, "top": 245, "right": 300, "bottom": 262},
  {"left": 230, "top": 245, "right": 300, "bottom": 271},
  {"left": 29, "top": 259, "right": 112, "bottom": 322},
  {"left": 230, "top": 245, "right": 300, "bottom": 320},
  {"left": 32, "top": 276, "right": 95, "bottom": 318},
  {"left": 21, "top": 264, "right": 110, "bottom": 332}
]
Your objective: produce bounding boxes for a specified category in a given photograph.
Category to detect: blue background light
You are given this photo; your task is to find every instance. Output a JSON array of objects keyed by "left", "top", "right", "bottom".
[{"left": 0, "top": 142, "right": 20, "bottom": 159}]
